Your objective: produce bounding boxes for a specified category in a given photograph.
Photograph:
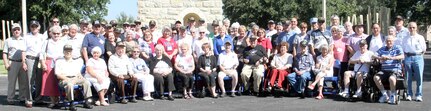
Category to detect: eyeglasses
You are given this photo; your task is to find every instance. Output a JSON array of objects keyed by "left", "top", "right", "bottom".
[
  {"left": 132, "top": 51, "right": 140, "bottom": 53},
  {"left": 52, "top": 21, "right": 59, "bottom": 23},
  {"left": 53, "top": 33, "right": 61, "bottom": 35},
  {"left": 191, "top": 32, "right": 195, "bottom": 33},
  {"left": 408, "top": 27, "right": 416, "bottom": 29},
  {"left": 199, "top": 32, "right": 205, "bottom": 34}
]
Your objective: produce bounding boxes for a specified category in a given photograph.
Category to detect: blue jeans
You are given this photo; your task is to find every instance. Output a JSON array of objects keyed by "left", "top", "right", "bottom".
[
  {"left": 404, "top": 55, "right": 424, "bottom": 97},
  {"left": 287, "top": 71, "right": 311, "bottom": 93}
]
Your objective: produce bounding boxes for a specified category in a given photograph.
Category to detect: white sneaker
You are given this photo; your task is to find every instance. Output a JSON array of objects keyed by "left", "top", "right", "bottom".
[
  {"left": 339, "top": 92, "right": 349, "bottom": 98},
  {"left": 415, "top": 96, "right": 423, "bottom": 102},
  {"left": 406, "top": 95, "right": 412, "bottom": 101},
  {"left": 353, "top": 91, "right": 362, "bottom": 98},
  {"left": 388, "top": 94, "right": 396, "bottom": 104},
  {"left": 94, "top": 100, "right": 101, "bottom": 106},
  {"left": 379, "top": 93, "right": 389, "bottom": 103}
]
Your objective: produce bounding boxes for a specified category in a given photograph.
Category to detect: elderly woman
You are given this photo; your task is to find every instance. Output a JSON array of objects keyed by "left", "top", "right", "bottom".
[
  {"left": 266, "top": 42, "right": 293, "bottom": 92},
  {"left": 331, "top": 26, "right": 349, "bottom": 84},
  {"left": 157, "top": 27, "right": 178, "bottom": 59},
  {"left": 193, "top": 27, "right": 213, "bottom": 61},
  {"left": 85, "top": 46, "right": 110, "bottom": 106},
  {"left": 197, "top": 43, "right": 218, "bottom": 98},
  {"left": 308, "top": 45, "right": 334, "bottom": 100},
  {"left": 130, "top": 47, "right": 155, "bottom": 101},
  {"left": 104, "top": 32, "right": 116, "bottom": 62},
  {"left": 40, "top": 26, "right": 64, "bottom": 108},
  {"left": 175, "top": 43, "right": 195, "bottom": 99},
  {"left": 213, "top": 26, "right": 233, "bottom": 56},
  {"left": 139, "top": 31, "right": 155, "bottom": 60},
  {"left": 124, "top": 30, "right": 139, "bottom": 55},
  {"left": 149, "top": 45, "right": 175, "bottom": 101}
]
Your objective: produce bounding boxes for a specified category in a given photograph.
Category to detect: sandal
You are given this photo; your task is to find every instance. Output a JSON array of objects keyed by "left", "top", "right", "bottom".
[
  {"left": 188, "top": 93, "right": 195, "bottom": 99},
  {"left": 94, "top": 100, "right": 101, "bottom": 106},
  {"left": 101, "top": 101, "right": 109, "bottom": 106},
  {"left": 183, "top": 94, "right": 190, "bottom": 99},
  {"left": 307, "top": 84, "right": 315, "bottom": 90},
  {"left": 315, "top": 95, "right": 324, "bottom": 100}
]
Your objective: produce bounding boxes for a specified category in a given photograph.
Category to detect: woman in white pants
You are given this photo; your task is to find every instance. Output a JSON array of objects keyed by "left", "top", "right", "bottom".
[
  {"left": 85, "top": 46, "right": 111, "bottom": 106},
  {"left": 130, "top": 47, "right": 155, "bottom": 101}
]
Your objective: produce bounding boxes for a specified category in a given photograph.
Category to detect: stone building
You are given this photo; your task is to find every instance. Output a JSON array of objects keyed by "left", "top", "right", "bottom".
[{"left": 137, "top": 0, "right": 224, "bottom": 29}]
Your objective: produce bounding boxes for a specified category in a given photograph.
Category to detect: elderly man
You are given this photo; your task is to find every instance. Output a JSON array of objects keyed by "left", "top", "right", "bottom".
[
  {"left": 240, "top": 36, "right": 267, "bottom": 96},
  {"left": 394, "top": 15, "right": 409, "bottom": 39},
  {"left": 347, "top": 24, "right": 368, "bottom": 56},
  {"left": 366, "top": 23, "right": 386, "bottom": 52},
  {"left": 108, "top": 42, "right": 138, "bottom": 104},
  {"left": 373, "top": 35, "right": 404, "bottom": 104},
  {"left": 56, "top": 44, "right": 93, "bottom": 110},
  {"left": 149, "top": 20, "right": 162, "bottom": 43},
  {"left": 3, "top": 23, "right": 29, "bottom": 107},
  {"left": 287, "top": 40, "right": 314, "bottom": 98},
  {"left": 276, "top": 20, "right": 296, "bottom": 53},
  {"left": 403, "top": 22, "right": 427, "bottom": 102},
  {"left": 82, "top": 21, "right": 105, "bottom": 63},
  {"left": 310, "top": 18, "right": 333, "bottom": 57},
  {"left": 344, "top": 21, "right": 355, "bottom": 36},
  {"left": 290, "top": 17, "right": 301, "bottom": 34},
  {"left": 326, "top": 15, "right": 345, "bottom": 33},
  {"left": 63, "top": 24, "right": 84, "bottom": 60},
  {"left": 79, "top": 20, "right": 90, "bottom": 35},
  {"left": 22, "top": 20, "right": 45, "bottom": 105}
]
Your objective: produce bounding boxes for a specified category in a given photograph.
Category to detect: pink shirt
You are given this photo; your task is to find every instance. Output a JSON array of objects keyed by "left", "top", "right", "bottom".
[{"left": 333, "top": 37, "right": 349, "bottom": 62}]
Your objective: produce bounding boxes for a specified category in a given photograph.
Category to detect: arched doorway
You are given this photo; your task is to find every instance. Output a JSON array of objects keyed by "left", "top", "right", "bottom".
[{"left": 183, "top": 13, "right": 200, "bottom": 26}]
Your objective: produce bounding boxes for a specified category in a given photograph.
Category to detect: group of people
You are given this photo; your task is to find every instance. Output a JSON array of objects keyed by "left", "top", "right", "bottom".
[{"left": 2, "top": 14, "right": 426, "bottom": 110}]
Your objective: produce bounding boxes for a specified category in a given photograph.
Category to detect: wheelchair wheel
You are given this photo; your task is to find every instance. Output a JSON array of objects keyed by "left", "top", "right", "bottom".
[
  {"left": 396, "top": 95, "right": 400, "bottom": 105},
  {"left": 403, "top": 91, "right": 407, "bottom": 100},
  {"left": 369, "top": 93, "right": 376, "bottom": 103}
]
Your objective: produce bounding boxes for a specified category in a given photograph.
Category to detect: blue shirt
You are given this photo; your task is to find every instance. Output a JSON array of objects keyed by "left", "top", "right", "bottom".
[
  {"left": 293, "top": 52, "right": 314, "bottom": 71},
  {"left": 396, "top": 27, "right": 409, "bottom": 39},
  {"left": 310, "top": 29, "right": 332, "bottom": 50},
  {"left": 82, "top": 32, "right": 106, "bottom": 57},
  {"left": 213, "top": 35, "right": 234, "bottom": 56},
  {"left": 377, "top": 45, "right": 403, "bottom": 72},
  {"left": 277, "top": 31, "right": 296, "bottom": 52}
]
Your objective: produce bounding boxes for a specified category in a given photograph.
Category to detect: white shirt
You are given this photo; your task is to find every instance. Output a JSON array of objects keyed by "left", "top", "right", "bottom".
[
  {"left": 108, "top": 53, "right": 134, "bottom": 77},
  {"left": 350, "top": 51, "right": 374, "bottom": 72},
  {"left": 193, "top": 37, "right": 213, "bottom": 57},
  {"left": 130, "top": 57, "right": 150, "bottom": 74},
  {"left": 85, "top": 58, "right": 107, "bottom": 79},
  {"left": 3, "top": 36, "right": 26, "bottom": 60},
  {"left": 266, "top": 29, "right": 277, "bottom": 39},
  {"left": 63, "top": 34, "right": 84, "bottom": 58},
  {"left": 24, "top": 33, "right": 45, "bottom": 57},
  {"left": 218, "top": 52, "right": 239, "bottom": 69},
  {"left": 291, "top": 27, "right": 301, "bottom": 34},
  {"left": 369, "top": 35, "right": 385, "bottom": 53},
  {"left": 55, "top": 58, "right": 83, "bottom": 77},
  {"left": 151, "top": 30, "right": 162, "bottom": 43},
  {"left": 402, "top": 34, "right": 427, "bottom": 54},
  {"left": 175, "top": 54, "right": 194, "bottom": 71},
  {"left": 40, "top": 39, "right": 66, "bottom": 60},
  {"left": 270, "top": 53, "right": 293, "bottom": 68}
]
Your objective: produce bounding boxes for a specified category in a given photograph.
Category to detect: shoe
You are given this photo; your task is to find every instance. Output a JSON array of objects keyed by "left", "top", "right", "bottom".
[
  {"left": 219, "top": 93, "right": 227, "bottom": 98},
  {"left": 83, "top": 102, "right": 93, "bottom": 109},
  {"left": 230, "top": 93, "right": 237, "bottom": 97},
  {"left": 188, "top": 94, "right": 195, "bottom": 99},
  {"left": 307, "top": 84, "right": 315, "bottom": 90},
  {"left": 160, "top": 96, "right": 168, "bottom": 100},
  {"left": 95, "top": 100, "right": 101, "bottom": 106},
  {"left": 299, "top": 92, "right": 305, "bottom": 99},
  {"left": 315, "top": 95, "right": 324, "bottom": 100},
  {"left": 415, "top": 96, "right": 423, "bottom": 102},
  {"left": 183, "top": 94, "right": 190, "bottom": 99},
  {"left": 406, "top": 95, "right": 412, "bottom": 101},
  {"left": 7, "top": 101, "right": 14, "bottom": 105},
  {"left": 48, "top": 103, "right": 59, "bottom": 109},
  {"left": 339, "top": 92, "right": 349, "bottom": 98},
  {"left": 130, "top": 97, "right": 138, "bottom": 103},
  {"left": 212, "top": 94, "right": 218, "bottom": 99},
  {"left": 167, "top": 95, "right": 175, "bottom": 101},
  {"left": 388, "top": 94, "right": 395, "bottom": 104},
  {"left": 101, "top": 101, "right": 110, "bottom": 106},
  {"left": 378, "top": 93, "right": 389, "bottom": 103},
  {"left": 352, "top": 91, "right": 362, "bottom": 98},
  {"left": 121, "top": 99, "right": 128, "bottom": 104},
  {"left": 266, "top": 87, "right": 272, "bottom": 92},
  {"left": 69, "top": 102, "right": 77, "bottom": 111},
  {"left": 25, "top": 101, "right": 32, "bottom": 108},
  {"left": 143, "top": 96, "right": 154, "bottom": 101}
]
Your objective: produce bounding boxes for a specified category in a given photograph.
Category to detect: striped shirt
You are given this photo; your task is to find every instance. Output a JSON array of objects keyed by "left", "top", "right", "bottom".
[{"left": 377, "top": 45, "right": 404, "bottom": 72}]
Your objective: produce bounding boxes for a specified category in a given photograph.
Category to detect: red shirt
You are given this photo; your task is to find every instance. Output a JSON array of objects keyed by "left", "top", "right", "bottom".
[
  {"left": 157, "top": 37, "right": 177, "bottom": 55},
  {"left": 333, "top": 37, "right": 349, "bottom": 62},
  {"left": 257, "top": 37, "right": 272, "bottom": 50}
]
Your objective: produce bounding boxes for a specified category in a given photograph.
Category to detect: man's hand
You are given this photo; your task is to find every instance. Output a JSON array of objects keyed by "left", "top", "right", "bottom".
[
  {"left": 243, "top": 59, "right": 249, "bottom": 64},
  {"left": 22, "top": 63, "right": 28, "bottom": 71},
  {"left": 97, "top": 77, "right": 104, "bottom": 84},
  {"left": 296, "top": 71, "right": 303, "bottom": 75},
  {"left": 5, "top": 64, "right": 10, "bottom": 71}
]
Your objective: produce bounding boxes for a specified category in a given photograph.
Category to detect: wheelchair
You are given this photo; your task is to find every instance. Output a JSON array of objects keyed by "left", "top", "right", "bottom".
[{"left": 367, "top": 63, "right": 407, "bottom": 104}]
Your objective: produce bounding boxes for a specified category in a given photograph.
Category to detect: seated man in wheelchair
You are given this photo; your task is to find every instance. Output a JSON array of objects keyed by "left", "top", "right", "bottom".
[
  {"left": 55, "top": 44, "right": 93, "bottom": 110},
  {"left": 373, "top": 35, "right": 404, "bottom": 104},
  {"left": 339, "top": 40, "right": 374, "bottom": 98}
]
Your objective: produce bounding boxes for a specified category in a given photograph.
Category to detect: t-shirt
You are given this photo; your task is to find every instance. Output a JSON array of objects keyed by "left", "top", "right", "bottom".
[
  {"left": 157, "top": 37, "right": 177, "bottom": 55},
  {"left": 310, "top": 29, "right": 332, "bottom": 50},
  {"left": 347, "top": 34, "right": 368, "bottom": 52},
  {"left": 270, "top": 53, "right": 293, "bottom": 68},
  {"left": 293, "top": 33, "right": 311, "bottom": 55},
  {"left": 350, "top": 51, "right": 374, "bottom": 72},
  {"left": 332, "top": 37, "right": 349, "bottom": 62},
  {"left": 243, "top": 45, "right": 267, "bottom": 65},
  {"left": 175, "top": 54, "right": 194, "bottom": 71},
  {"left": 85, "top": 58, "right": 107, "bottom": 78},
  {"left": 218, "top": 52, "right": 239, "bottom": 69},
  {"left": 377, "top": 45, "right": 403, "bottom": 72}
]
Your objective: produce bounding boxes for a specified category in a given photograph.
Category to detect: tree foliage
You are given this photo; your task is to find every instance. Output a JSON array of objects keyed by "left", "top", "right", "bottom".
[
  {"left": 222, "top": 0, "right": 431, "bottom": 27},
  {"left": 116, "top": 12, "right": 135, "bottom": 28},
  {"left": 0, "top": 0, "right": 110, "bottom": 30}
]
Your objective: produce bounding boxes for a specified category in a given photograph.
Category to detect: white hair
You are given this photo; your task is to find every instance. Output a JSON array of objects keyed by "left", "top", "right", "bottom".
[
  {"left": 69, "top": 24, "right": 79, "bottom": 30},
  {"left": 50, "top": 26, "right": 62, "bottom": 33},
  {"left": 231, "top": 22, "right": 240, "bottom": 28},
  {"left": 91, "top": 46, "right": 102, "bottom": 54}
]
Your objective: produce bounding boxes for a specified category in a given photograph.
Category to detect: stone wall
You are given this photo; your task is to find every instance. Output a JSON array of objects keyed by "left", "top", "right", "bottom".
[{"left": 138, "top": 0, "right": 224, "bottom": 29}]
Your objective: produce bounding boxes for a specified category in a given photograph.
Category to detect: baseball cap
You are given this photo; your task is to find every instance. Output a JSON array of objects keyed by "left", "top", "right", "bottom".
[
  {"left": 30, "top": 20, "right": 40, "bottom": 26},
  {"left": 188, "top": 17, "right": 195, "bottom": 21},
  {"left": 175, "top": 20, "right": 182, "bottom": 24},
  {"left": 268, "top": 20, "right": 275, "bottom": 24},
  {"left": 212, "top": 20, "right": 219, "bottom": 26},
  {"left": 199, "top": 18, "right": 205, "bottom": 23},
  {"left": 249, "top": 36, "right": 258, "bottom": 41},
  {"left": 180, "top": 26, "right": 187, "bottom": 30},
  {"left": 395, "top": 15, "right": 403, "bottom": 20},
  {"left": 134, "top": 20, "right": 141, "bottom": 24},
  {"left": 149, "top": 20, "right": 156, "bottom": 26},
  {"left": 224, "top": 41, "right": 232, "bottom": 46},
  {"left": 92, "top": 20, "right": 101, "bottom": 26},
  {"left": 123, "top": 22, "right": 130, "bottom": 26},
  {"left": 300, "top": 40, "right": 308, "bottom": 47},
  {"left": 114, "top": 28, "right": 122, "bottom": 33},
  {"left": 310, "top": 17, "right": 318, "bottom": 24},
  {"left": 116, "top": 42, "right": 126, "bottom": 47},
  {"left": 110, "top": 20, "right": 118, "bottom": 25},
  {"left": 61, "top": 25, "right": 69, "bottom": 30},
  {"left": 80, "top": 20, "right": 89, "bottom": 25},
  {"left": 11, "top": 23, "right": 21, "bottom": 30},
  {"left": 63, "top": 44, "right": 73, "bottom": 51},
  {"left": 141, "top": 25, "right": 149, "bottom": 30}
]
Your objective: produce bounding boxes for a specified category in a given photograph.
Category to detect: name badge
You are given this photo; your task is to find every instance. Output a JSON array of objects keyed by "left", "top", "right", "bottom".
[
  {"left": 99, "top": 39, "right": 104, "bottom": 44},
  {"left": 337, "top": 48, "right": 342, "bottom": 52},
  {"left": 167, "top": 46, "right": 173, "bottom": 51},
  {"left": 205, "top": 66, "right": 211, "bottom": 70},
  {"left": 221, "top": 46, "right": 225, "bottom": 51},
  {"left": 137, "top": 65, "right": 143, "bottom": 70},
  {"left": 237, "top": 42, "right": 242, "bottom": 45}
]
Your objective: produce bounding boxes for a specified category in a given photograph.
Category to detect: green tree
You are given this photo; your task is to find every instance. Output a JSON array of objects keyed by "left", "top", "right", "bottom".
[
  {"left": 115, "top": 12, "right": 135, "bottom": 28},
  {"left": 0, "top": 0, "right": 110, "bottom": 31}
]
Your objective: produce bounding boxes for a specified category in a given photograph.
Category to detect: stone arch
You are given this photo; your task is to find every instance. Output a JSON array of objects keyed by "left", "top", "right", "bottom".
[
  {"left": 183, "top": 13, "right": 200, "bottom": 25},
  {"left": 177, "top": 8, "right": 207, "bottom": 25}
]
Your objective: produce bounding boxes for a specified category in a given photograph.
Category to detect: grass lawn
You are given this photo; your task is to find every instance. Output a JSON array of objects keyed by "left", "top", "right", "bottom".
[{"left": 0, "top": 59, "right": 6, "bottom": 75}]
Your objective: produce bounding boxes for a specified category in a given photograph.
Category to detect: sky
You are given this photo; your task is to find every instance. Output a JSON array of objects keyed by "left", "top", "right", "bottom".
[{"left": 105, "top": 0, "right": 138, "bottom": 21}]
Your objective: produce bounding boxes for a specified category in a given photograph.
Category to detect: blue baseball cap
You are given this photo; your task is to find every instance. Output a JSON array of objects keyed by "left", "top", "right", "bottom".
[{"left": 310, "top": 17, "right": 318, "bottom": 24}]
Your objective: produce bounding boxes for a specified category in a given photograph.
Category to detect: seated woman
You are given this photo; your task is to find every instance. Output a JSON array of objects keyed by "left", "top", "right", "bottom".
[
  {"left": 85, "top": 46, "right": 110, "bottom": 106},
  {"left": 174, "top": 43, "right": 195, "bottom": 99},
  {"left": 197, "top": 43, "right": 218, "bottom": 98},
  {"left": 267, "top": 42, "right": 293, "bottom": 92},
  {"left": 130, "top": 47, "right": 155, "bottom": 101},
  {"left": 149, "top": 45, "right": 175, "bottom": 101},
  {"left": 307, "top": 45, "right": 334, "bottom": 100},
  {"left": 218, "top": 42, "right": 239, "bottom": 97}
]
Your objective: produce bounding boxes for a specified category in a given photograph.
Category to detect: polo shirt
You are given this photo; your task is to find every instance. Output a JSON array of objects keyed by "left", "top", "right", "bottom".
[
  {"left": 402, "top": 34, "right": 426, "bottom": 54},
  {"left": 3, "top": 36, "right": 26, "bottom": 60},
  {"left": 257, "top": 37, "right": 272, "bottom": 50},
  {"left": 213, "top": 35, "right": 234, "bottom": 56},
  {"left": 293, "top": 52, "right": 314, "bottom": 71},
  {"left": 82, "top": 32, "right": 106, "bottom": 57},
  {"left": 55, "top": 58, "right": 83, "bottom": 76},
  {"left": 277, "top": 31, "right": 296, "bottom": 52},
  {"left": 24, "top": 33, "right": 44, "bottom": 57},
  {"left": 377, "top": 45, "right": 403, "bottom": 72},
  {"left": 157, "top": 37, "right": 177, "bottom": 55}
]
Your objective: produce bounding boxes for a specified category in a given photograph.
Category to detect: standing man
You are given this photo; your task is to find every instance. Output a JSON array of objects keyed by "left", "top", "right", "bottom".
[
  {"left": 186, "top": 17, "right": 196, "bottom": 35},
  {"left": 82, "top": 21, "right": 105, "bottom": 63},
  {"left": 309, "top": 17, "right": 333, "bottom": 57},
  {"left": 22, "top": 20, "right": 45, "bottom": 105},
  {"left": 366, "top": 23, "right": 386, "bottom": 52},
  {"left": 266, "top": 20, "right": 277, "bottom": 37},
  {"left": 290, "top": 17, "right": 301, "bottom": 34},
  {"left": 79, "top": 20, "right": 90, "bottom": 35},
  {"left": 276, "top": 20, "right": 296, "bottom": 53},
  {"left": 64, "top": 24, "right": 84, "bottom": 60},
  {"left": 3, "top": 24, "right": 30, "bottom": 107},
  {"left": 394, "top": 15, "right": 409, "bottom": 39},
  {"left": 149, "top": 20, "right": 162, "bottom": 43},
  {"left": 327, "top": 15, "right": 344, "bottom": 33},
  {"left": 403, "top": 22, "right": 427, "bottom": 102}
]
